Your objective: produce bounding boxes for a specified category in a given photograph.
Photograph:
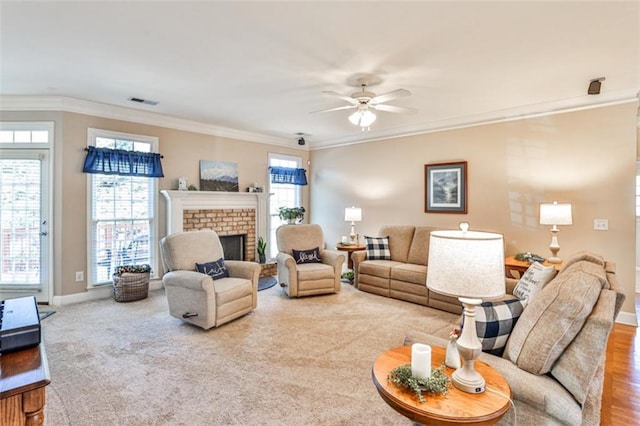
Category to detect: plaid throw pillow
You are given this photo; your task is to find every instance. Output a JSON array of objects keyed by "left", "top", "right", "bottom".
[
  {"left": 466, "top": 299, "right": 525, "bottom": 356},
  {"left": 365, "top": 236, "right": 391, "bottom": 260}
]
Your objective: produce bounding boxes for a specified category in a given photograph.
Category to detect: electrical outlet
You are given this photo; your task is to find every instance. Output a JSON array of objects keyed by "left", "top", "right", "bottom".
[
  {"left": 75, "top": 271, "right": 84, "bottom": 282},
  {"left": 594, "top": 219, "right": 609, "bottom": 231}
]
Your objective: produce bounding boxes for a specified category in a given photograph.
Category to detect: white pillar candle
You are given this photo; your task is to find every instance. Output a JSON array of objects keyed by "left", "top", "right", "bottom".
[
  {"left": 341, "top": 235, "right": 348, "bottom": 244},
  {"left": 411, "top": 343, "right": 432, "bottom": 380}
]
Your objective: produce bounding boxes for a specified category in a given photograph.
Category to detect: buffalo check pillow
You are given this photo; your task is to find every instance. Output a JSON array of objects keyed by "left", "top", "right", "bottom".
[
  {"left": 365, "top": 236, "right": 391, "bottom": 260},
  {"left": 465, "top": 299, "right": 526, "bottom": 356}
]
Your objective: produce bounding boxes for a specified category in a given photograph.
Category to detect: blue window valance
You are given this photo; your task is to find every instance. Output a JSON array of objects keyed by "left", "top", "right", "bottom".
[
  {"left": 269, "top": 166, "right": 308, "bottom": 186},
  {"left": 82, "top": 146, "right": 164, "bottom": 178}
]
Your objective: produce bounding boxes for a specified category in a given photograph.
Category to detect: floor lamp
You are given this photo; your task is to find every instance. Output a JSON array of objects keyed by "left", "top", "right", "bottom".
[{"left": 426, "top": 223, "right": 505, "bottom": 394}]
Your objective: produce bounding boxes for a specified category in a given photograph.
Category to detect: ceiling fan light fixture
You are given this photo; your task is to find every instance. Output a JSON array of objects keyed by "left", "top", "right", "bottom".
[{"left": 349, "top": 109, "right": 376, "bottom": 128}]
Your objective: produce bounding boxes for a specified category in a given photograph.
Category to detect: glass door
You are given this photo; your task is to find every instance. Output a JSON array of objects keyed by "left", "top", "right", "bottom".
[{"left": 0, "top": 151, "right": 50, "bottom": 302}]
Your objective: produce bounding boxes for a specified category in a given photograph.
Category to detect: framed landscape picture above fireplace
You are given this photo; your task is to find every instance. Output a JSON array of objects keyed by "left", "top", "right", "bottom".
[
  {"left": 425, "top": 161, "right": 467, "bottom": 214},
  {"left": 200, "top": 160, "right": 239, "bottom": 192}
]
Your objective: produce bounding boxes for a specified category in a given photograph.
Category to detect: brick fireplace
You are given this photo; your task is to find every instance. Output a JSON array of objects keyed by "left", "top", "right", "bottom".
[{"left": 161, "top": 190, "right": 269, "bottom": 262}]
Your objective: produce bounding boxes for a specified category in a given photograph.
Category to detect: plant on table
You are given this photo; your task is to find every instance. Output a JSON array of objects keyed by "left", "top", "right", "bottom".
[{"left": 278, "top": 206, "right": 305, "bottom": 224}]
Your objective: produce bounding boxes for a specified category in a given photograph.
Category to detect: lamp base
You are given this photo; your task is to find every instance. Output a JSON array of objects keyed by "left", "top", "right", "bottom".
[
  {"left": 547, "top": 256, "right": 562, "bottom": 264},
  {"left": 452, "top": 368, "right": 485, "bottom": 394}
]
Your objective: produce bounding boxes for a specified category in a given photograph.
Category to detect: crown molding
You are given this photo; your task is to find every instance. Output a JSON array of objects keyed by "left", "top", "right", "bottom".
[
  {"left": 310, "top": 89, "right": 640, "bottom": 150},
  {"left": 0, "top": 92, "right": 636, "bottom": 150},
  {"left": 0, "top": 95, "right": 298, "bottom": 148}
]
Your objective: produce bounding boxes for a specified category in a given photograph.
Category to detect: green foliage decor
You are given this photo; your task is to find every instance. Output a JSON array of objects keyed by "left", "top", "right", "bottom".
[
  {"left": 114, "top": 264, "right": 151, "bottom": 275},
  {"left": 278, "top": 206, "right": 305, "bottom": 222},
  {"left": 257, "top": 237, "right": 267, "bottom": 256},
  {"left": 387, "top": 364, "right": 451, "bottom": 403}
]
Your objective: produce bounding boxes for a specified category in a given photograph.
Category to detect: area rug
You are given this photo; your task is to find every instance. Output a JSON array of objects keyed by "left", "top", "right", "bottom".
[
  {"left": 39, "top": 311, "right": 55, "bottom": 320},
  {"left": 258, "top": 276, "right": 277, "bottom": 291},
  {"left": 41, "top": 283, "right": 458, "bottom": 425}
]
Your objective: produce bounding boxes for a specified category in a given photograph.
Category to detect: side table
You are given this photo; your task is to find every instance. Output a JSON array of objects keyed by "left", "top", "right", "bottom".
[
  {"left": 504, "top": 255, "right": 562, "bottom": 279},
  {"left": 372, "top": 345, "right": 511, "bottom": 425},
  {"left": 0, "top": 343, "right": 51, "bottom": 425},
  {"left": 336, "top": 244, "right": 366, "bottom": 270}
]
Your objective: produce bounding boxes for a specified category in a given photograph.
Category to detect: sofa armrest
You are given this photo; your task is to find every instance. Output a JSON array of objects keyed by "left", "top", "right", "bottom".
[
  {"left": 225, "top": 260, "right": 260, "bottom": 282},
  {"left": 352, "top": 249, "right": 366, "bottom": 267},
  {"left": 163, "top": 270, "right": 214, "bottom": 292},
  {"left": 320, "top": 249, "right": 345, "bottom": 270},
  {"left": 506, "top": 277, "right": 518, "bottom": 295}
]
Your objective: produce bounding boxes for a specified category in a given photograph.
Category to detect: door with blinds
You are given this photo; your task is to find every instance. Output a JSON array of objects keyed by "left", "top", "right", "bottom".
[{"left": 0, "top": 151, "right": 50, "bottom": 302}]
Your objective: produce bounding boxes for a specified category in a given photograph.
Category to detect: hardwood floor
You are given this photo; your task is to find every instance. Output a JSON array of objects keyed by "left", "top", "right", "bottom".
[{"left": 601, "top": 296, "right": 640, "bottom": 425}]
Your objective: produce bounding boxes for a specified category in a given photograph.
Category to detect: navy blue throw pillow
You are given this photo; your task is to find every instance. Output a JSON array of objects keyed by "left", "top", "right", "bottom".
[
  {"left": 292, "top": 247, "right": 322, "bottom": 264},
  {"left": 195, "top": 258, "right": 229, "bottom": 280}
]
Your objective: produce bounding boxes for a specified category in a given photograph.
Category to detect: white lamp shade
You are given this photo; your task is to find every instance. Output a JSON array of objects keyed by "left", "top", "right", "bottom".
[
  {"left": 426, "top": 229, "right": 505, "bottom": 299},
  {"left": 344, "top": 206, "right": 362, "bottom": 222},
  {"left": 539, "top": 202, "right": 573, "bottom": 226}
]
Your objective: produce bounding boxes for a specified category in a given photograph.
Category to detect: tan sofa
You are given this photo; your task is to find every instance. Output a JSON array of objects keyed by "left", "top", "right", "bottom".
[
  {"left": 405, "top": 252, "right": 625, "bottom": 426},
  {"left": 352, "top": 225, "right": 463, "bottom": 314}
]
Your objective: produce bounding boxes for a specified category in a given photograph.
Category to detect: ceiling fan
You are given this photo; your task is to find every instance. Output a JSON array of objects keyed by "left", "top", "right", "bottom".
[{"left": 312, "top": 78, "right": 417, "bottom": 129}]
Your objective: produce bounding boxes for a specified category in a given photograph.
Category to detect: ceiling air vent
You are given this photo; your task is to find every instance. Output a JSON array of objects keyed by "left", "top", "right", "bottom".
[{"left": 128, "top": 97, "right": 159, "bottom": 106}]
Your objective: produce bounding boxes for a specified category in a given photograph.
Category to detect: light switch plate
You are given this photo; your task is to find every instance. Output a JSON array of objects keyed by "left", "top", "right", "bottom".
[{"left": 594, "top": 219, "right": 609, "bottom": 231}]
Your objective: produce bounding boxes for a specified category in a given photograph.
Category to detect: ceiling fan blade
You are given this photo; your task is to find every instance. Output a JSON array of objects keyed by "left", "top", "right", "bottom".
[
  {"left": 310, "top": 104, "right": 357, "bottom": 114},
  {"left": 370, "top": 88, "right": 411, "bottom": 105},
  {"left": 322, "top": 91, "right": 359, "bottom": 105},
  {"left": 370, "top": 104, "right": 417, "bottom": 114}
]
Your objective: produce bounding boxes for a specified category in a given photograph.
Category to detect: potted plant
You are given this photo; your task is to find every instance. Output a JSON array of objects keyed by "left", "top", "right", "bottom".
[
  {"left": 278, "top": 206, "right": 306, "bottom": 224},
  {"left": 257, "top": 236, "right": 267, "bottom": 264}
]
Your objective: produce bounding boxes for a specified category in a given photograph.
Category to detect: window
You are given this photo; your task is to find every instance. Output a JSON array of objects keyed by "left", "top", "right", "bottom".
[
  {"left": 268, "top": 154, "right": 303, "bottom": 259},
  {"left": 88, "top": 129, "right": 158, "bottom": 286}
]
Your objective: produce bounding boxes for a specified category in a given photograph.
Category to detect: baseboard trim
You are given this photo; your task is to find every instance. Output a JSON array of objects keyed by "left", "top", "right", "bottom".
[
  {"left": 51, "top": 279, "right": 163, "bottom": 306},
  {"left": 616, "top": 311, "right": 638, "bottom": 327}
]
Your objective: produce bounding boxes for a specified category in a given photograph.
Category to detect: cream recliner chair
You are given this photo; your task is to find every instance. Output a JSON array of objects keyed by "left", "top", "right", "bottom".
[
  {"left": 275, "top": 224, "right": 345, "bottom": 297},
  {"left": 159, "top": 230, "right": 260, "bottom": 329}
]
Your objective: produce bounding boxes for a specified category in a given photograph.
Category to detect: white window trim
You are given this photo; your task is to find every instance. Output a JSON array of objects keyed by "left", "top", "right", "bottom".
[{"left": 86, "top": 128, "right": 159, "bottom": 288}]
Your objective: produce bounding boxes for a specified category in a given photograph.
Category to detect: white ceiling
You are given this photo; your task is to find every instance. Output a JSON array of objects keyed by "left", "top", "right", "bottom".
[{"left": 1, "top": 1, "right": 638, "bottom": 149}]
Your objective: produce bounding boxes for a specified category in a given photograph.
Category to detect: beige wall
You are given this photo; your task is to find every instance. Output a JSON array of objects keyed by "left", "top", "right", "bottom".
[
  {"left": 1, "top": 110, "right": 308, "bottom": 297},
  {"left": 310, "top": 102, "right": 639, "bottom": 319}
]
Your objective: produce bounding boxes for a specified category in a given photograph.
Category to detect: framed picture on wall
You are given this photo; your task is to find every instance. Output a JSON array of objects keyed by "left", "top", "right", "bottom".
[{"left": 425, "top": 161, "right": 467, "bottom": 213}]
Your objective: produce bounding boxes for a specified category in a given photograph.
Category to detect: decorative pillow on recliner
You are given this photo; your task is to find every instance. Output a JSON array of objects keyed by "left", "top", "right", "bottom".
[
  {"left": 513, "top": 261, "right": 556, "bottom": 302},
  {"left": 195, "top": 258, "right": 229, "bottom": 280},
  {"left": 463, "top": 299, "right": 525, "bottom": 356},
  {"left": 292, "top": 247, "right": 322, "bottom": 264},
  {"left": 365, "top": 236, "right": 391, "bottom": 260}
]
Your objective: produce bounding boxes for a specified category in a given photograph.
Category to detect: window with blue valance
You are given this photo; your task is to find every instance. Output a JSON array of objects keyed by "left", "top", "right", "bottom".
[
  {"left": 82, "top": 146, "right": 164, "bottom": 178},
  {"left": 269, "top": 166, "right": 308, "bottom": 186}
]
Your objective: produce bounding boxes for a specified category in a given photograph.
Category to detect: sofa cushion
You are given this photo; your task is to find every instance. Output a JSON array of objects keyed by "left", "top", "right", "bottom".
[
  {"left": 359, "top": 259, "right": 403, "bottom": 279},
  {"left": 406, "top": 226, "right": 436, "bottom": 266},
  {"left": 551, "top": 289, "right": 617, "bottom": 405},
  {"left": 506, "top": 259, "right": 607, "bottom": 374},
  {"left": 292, "top": 247, "right": 322, "bottom": 264},
  {"left": 471, "top": 299, "right": 525, "bottom": 356},
  {"left": 365, "top": 236, "right": 391, "bottom": 260},
  {"left": 195, "top": 258, "right": 229, "bottom": 280},
  {"left": 379, "top": 226, "right": 415, "bottom": 262},
  {"left": 513, "top": 261, "right": 556, "bottom": 302},
  {"left": 390, "top": 263, "right": 427, "bottom": 285}
]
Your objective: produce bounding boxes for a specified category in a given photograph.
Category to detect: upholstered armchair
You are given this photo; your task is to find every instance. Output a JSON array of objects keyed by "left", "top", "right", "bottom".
[
  {"left": 159, "top": 230, "right": 260, "bottom": 329},
  {"left": 275, "top": 224, "right": 345, "bottom": 297}
]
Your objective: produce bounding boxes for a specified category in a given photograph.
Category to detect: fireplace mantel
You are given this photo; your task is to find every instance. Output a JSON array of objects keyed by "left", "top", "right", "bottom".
[{"left": 160, "top": 190, "right": 270, "bottom": 237}]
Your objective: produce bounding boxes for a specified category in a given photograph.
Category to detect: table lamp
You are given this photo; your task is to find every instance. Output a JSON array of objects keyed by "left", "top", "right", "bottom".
[
  {"left": 344, "top": 206, "right": 362, "bottom": 243},
  {"left": 426, "top": 223, "right": 505, "bottom": 394},
  {"left": 539, "top": 201, "right": 572, "bottom": 264}
]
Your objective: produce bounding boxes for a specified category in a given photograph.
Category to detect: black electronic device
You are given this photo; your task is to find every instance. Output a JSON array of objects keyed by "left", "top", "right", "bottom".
[{"left": 0, "top": 296, "right": 41, "bottom": 354}]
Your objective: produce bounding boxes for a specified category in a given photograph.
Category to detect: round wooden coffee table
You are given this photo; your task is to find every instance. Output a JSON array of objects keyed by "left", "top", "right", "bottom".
[{"left": 372, "top": 346, "right": 511, "bottom": 425}]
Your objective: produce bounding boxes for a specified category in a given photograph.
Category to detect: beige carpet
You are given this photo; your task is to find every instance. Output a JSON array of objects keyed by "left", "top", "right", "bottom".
[{"left": 43, "top": 283, "right": 458, "bottom": 425}]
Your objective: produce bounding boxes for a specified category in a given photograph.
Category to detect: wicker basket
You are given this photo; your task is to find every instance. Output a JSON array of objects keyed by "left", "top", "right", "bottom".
[{"left": 113, "top": 272, "right": 150, "bottom": 302}]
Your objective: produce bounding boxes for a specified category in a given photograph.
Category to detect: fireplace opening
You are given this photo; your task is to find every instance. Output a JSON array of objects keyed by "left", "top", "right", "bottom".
[{"left": 219, "top": 234, "right": 246, "bottom": 261}]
